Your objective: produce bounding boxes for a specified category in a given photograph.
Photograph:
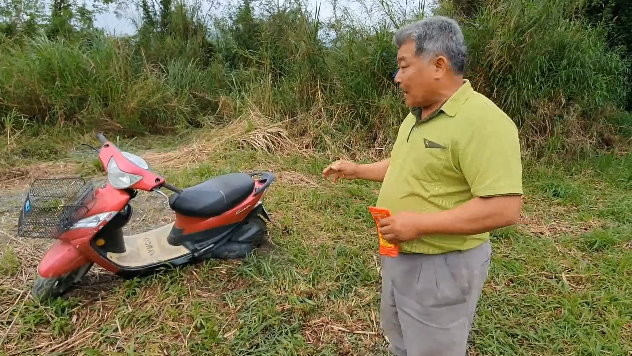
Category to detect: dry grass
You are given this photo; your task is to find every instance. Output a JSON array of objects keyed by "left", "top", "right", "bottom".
[
  {"left": 144, "top": 107, "right": 302, "bottom": 170},
  {"left": 0, "top": 162, "right": 81, "bottom": 190},
  {"left": 276, "top": 171, "right": 320, "bottom": 188},
  {"left": 518, "top": 195, "right": 605, "bottom": 238}
]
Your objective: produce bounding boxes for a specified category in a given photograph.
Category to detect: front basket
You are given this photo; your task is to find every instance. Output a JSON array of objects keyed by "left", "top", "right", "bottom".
[{"left": 17, "top": 177, "right": 94, "bottom": 238}]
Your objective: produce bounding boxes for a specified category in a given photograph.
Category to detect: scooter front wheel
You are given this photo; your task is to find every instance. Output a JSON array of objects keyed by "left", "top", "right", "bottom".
[{"left": 32, "top": 263, "right": 93, "bottom": 300}]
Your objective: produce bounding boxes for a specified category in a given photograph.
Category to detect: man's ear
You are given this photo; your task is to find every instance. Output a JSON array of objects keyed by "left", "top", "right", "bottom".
[{"left": 434, "top": 56, "right": 449, "bottom": 78}]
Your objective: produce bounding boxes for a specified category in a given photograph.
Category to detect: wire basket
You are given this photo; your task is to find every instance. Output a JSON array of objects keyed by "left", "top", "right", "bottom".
[{"left": 17, "top": 177, "right": 94, "bottom": 238}]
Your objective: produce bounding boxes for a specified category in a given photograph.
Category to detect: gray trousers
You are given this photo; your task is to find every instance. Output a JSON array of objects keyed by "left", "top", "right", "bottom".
[{"left": 380, "top": 242, "right": 491, "bottom": 356}]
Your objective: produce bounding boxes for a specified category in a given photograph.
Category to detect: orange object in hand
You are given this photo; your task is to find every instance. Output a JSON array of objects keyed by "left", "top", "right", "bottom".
[{"left": 368, "top": 206, "right": 400, "bottom": 257}]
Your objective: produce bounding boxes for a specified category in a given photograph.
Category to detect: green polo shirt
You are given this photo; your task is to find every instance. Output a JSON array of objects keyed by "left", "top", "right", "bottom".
[{"left": 376, "top": 80, "right": 522, "bottom": 254}]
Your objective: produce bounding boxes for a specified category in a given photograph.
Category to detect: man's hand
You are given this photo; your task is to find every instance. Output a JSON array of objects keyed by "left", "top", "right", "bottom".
[
  {"left": 377, "top": 196, "right": 522, "bottom": 241},
  {"left": 378, "top": 212, "right": 423, "bottom": 243},
  {"left": 322, "top": 160, "right": 359, "bottom": 182}
]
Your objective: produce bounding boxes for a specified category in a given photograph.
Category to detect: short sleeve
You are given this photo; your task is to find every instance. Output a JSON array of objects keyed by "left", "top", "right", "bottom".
[{"left": 458, "top": 118, "right": 523, "bottom": 197}]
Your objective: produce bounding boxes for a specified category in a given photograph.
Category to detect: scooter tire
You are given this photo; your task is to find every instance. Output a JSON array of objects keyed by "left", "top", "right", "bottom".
[
  {"left": 32, "top": 263, "right": 93, "bottom": 300},
  {"left": 248, "top": 215, "right": 267, "bottom": 247}
]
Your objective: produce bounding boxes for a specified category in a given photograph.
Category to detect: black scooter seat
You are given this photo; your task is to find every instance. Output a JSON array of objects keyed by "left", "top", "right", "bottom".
[{"left": 169, "top": 173, "right": 255, "bottom": 218}]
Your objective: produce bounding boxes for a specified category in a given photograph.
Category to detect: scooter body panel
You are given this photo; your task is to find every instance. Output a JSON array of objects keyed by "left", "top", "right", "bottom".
[
  {"left": 49, "top": 184, "right": 132, "bottom": 275},
  {"left": 38, "top": 240, "right": 92, "bottom": 278},
  {"left": 113, "top": 210, "right": 268, "bottom": 278},
  {"left": 170, "top": 179, "right": 268, "bottom": 238},
  {"left": 98, "top": 143, "right": 165, "bottom": 191}
]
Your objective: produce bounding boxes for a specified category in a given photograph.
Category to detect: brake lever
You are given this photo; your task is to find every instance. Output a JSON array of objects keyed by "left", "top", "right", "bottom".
[
  {"left": 152, "top": 188, "right": 169, "bottom": 200},
  {"left": 80, "top": 143, "right": 100, "bottom": 153}
]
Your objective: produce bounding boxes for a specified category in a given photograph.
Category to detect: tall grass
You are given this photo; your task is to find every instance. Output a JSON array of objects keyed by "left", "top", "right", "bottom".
[
  {"left": 450, "top": 0, "right": 629, "bottom": 153},
  {"left": 0, "top": 0, "right": 629, "bottom": 157},
  {"left": 0, "top": 34, "right": 203, "bottom": 133}
]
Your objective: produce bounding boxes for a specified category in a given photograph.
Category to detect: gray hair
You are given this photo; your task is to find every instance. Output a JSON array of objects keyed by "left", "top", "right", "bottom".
[{"left": 393, "top": 16, "right": 467, "bottom": 74}]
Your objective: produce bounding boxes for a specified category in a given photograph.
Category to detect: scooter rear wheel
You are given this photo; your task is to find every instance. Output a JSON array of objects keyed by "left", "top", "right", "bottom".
[
  {"left": 207, "top": 215, "right": 268, "bottom": 259},
  {"left": 32, "top": 263, "right": 93, "bottom": 300}
]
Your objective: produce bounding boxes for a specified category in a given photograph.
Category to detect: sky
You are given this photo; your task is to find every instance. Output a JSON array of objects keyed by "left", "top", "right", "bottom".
[
  {"left": 93, "top": 2, "right": 137, "bottom": 36},
  {"left": 91, "top": 0, "right": 434, "bottom": 36}
]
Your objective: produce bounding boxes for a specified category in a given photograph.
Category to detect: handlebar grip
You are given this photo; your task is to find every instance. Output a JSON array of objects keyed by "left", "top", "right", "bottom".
[
  {"left": 97, "top": 133, "right": 108, "bottom": 145},
  {"left": 162, "top": 182, "right": 183, "bottom": 194}
]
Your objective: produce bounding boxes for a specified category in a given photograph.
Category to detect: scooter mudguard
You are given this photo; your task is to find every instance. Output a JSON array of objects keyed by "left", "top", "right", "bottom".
[{"left": 38, "top": 240, "right": 91, "bottom": 278}]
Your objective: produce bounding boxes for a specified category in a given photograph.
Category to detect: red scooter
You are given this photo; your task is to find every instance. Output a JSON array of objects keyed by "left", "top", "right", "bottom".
[{"left": 18, "top": 133, "right": 275, "bottom": 300}]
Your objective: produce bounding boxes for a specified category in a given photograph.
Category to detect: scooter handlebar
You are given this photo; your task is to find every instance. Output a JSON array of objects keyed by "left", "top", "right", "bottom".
[
  {"left": 162, "top": 182, "right": 183, "bottom": 194},
  {"left": 97, "top": 133, "right": 108, "bottom": 145}
]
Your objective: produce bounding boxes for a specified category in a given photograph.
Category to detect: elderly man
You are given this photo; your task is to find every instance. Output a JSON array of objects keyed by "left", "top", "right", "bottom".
[{"left": 323, "top": 17, "right": 523, "bottom": 356}]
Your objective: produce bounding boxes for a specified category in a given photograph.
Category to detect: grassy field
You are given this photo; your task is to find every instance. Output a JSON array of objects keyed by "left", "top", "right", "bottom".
[{"left": 0, "top": 126, "right": 630, "bottom": 355}]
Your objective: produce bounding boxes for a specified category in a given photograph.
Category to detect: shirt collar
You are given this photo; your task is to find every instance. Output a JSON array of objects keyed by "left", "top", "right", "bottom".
[{"left": 410, "top": 80, "right": 474, "bottom": 122}]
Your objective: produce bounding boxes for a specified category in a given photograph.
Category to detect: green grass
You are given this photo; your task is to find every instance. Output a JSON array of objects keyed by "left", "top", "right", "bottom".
[
  {"left": 0, "top": 248, "right": 20, "bottom": 276},
  {"left": 0, "top": 133, "right": 630, "bottom": 355}
]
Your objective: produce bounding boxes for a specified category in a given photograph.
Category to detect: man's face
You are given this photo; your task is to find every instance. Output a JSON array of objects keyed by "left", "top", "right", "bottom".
[{"left": 394, "top": 40, "right": 439, "bottom": 108}]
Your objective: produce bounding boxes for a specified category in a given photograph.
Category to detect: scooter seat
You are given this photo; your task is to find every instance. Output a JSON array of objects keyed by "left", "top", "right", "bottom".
[{"left": 169, "top": 173, "right": 255, "bottom": 218}]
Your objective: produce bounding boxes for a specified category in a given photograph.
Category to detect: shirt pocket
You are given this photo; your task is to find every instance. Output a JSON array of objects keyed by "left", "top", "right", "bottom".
[{"left": 411, "top": 142, "right": 455, "bottom": 183}]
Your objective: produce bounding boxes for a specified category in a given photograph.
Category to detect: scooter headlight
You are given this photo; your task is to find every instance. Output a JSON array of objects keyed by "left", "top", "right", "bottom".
[
  {"left": 107, "top": 158, "right": 143, "bottom": 189},
  {"left": 71, "top": 211, "right": 117, "bottom": 229}
]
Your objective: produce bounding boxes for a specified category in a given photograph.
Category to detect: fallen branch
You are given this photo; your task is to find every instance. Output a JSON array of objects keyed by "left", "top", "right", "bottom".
[{"left": 330, "top": 324, "right": 377, "bottom": 336}]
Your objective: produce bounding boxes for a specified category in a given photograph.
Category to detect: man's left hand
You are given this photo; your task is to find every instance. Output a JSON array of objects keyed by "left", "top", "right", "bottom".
[{"left": 378, "top": 212, "right": 424, "bottom": 243}]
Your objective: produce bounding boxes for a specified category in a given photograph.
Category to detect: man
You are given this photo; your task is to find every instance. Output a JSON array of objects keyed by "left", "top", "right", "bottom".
[{"left": 322, "top": 17, "right": 523, "bottom": 356}]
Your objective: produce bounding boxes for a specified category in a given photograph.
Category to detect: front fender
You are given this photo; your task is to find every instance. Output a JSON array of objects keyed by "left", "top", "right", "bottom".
[{"left": 38, "top": 240, "right": 91, "bottom": 278}]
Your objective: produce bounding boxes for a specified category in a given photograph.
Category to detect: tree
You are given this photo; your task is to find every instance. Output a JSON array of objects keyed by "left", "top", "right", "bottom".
[
  {"left": 47, "top": 0, "right": 74, "bottom": 38},
  {"left": 0, "top": 0, "right": 45, "bottom": 37}
]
